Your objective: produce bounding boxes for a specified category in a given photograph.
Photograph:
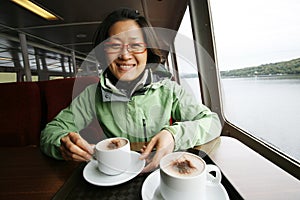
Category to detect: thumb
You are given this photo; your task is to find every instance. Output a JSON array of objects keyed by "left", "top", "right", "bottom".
[{"left": 139, "top": 138, "right": 156, "bottom": 159}]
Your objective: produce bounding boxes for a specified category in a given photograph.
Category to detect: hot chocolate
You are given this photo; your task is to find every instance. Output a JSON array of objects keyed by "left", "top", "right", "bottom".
[
  {"left": 97, "top": 138, "right": 128, "bottom": 151},
  {"left": 107, "top": 138, "right": 127, "bottom": 150},
  {"left": 162, "top": 153, "right": 205, "bottom": 177}
]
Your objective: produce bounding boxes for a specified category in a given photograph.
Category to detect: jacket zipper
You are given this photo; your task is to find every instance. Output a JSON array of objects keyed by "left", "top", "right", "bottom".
[{"left": 143, "top": 119, "right": 147, "bottom": 142}]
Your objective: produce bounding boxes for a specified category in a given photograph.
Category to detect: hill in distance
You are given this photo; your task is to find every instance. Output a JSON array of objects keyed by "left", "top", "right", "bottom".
[{"left": 220, "top": 58, "right": 300, "bottom": 77}]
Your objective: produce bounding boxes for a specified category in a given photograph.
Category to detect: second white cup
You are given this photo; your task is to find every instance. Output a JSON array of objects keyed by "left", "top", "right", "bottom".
[{"left": 160, "top": 152, "right": 221, "bottom": 200}]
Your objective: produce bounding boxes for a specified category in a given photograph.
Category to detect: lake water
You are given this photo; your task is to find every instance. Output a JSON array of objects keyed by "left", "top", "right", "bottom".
[{"left": 182, "top": 76, "right": 300, "bottom": 162}]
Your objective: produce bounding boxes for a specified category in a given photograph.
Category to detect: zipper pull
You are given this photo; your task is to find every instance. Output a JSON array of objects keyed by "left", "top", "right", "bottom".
[{"left": 143, "top": 119, "right": 147, "bottom": 142}]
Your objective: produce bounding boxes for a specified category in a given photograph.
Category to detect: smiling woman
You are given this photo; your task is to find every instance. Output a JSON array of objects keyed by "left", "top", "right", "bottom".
[{"left": 40, "top": 7, "right": 222, "bottom": 174}]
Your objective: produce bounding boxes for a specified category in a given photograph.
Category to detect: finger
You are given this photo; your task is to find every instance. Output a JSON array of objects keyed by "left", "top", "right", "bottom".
[
  {"left": 68, "top": 141, "right": 93, "bottom": 160},
  {"left": 60, "top": 146, "right": 83, "bottom": 162},
  {"left": 69, "top": 132, "right": 94, "bottom": 154},
  {"left": 61, "top": 134, "right": 92, "bottom": 161},
  {"left": 60, "top": 141, "right": 85, "bottom": 161},
  {"left": 60, "top": 144, "right": 87, "bottom": 162},
  {"left": 140, "top": 138, "right": 157, "bottom": 159},
  {"left": 142, "top": 162, "right": 158, "bottom": 173},
  {"left": 141, "top": 151, "right": 164, "bottom": 173},
  {"left": 139, "top": 145, "right": 147, "bottom": 153}
]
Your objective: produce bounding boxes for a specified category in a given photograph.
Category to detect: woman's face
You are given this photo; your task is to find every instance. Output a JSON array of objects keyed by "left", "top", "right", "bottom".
[{"left": 105, "top": 20, "right": 147, "bottom": 81}]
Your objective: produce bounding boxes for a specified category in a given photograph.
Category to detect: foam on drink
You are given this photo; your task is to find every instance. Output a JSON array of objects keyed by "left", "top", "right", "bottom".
[
  {"left": 97, "top": 138, "right": 128, "bottom": 151},
  {"left": 107, "top": 139, "right": 127, "bottom": 149},
  {"left": 162, "top": 153, "right": 205, "bottom": 177}
]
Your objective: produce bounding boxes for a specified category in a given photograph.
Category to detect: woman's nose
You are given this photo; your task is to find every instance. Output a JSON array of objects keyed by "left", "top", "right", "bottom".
[{"left": 118, "top": 49, "right": 133, "bottom": 60}]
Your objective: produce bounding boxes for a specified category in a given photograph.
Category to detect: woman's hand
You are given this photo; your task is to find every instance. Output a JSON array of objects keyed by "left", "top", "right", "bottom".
[
  {"left": 140, "top": 130, "right": 175, "bottom": 173},
  {"left": 60, "top": 132, "right": 94, "bottom": 162}
]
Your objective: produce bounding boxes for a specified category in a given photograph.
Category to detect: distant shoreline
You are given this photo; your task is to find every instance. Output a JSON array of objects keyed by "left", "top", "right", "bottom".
[
  {"left": 180, "top": 73, "right": 300, "bottom": 79},
  {"left": 180, "top": 57, "right": 300, "bottom": 79},
  {"left": 220, "top": 74, "right": 300, "bottom": 79},
  {"left": 220, "top": 58, "right": 300, "bottom": 77}
]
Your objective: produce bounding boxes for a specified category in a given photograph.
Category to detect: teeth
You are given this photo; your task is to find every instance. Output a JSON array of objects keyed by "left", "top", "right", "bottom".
[{"left": 119, "top": 65, "right": 132, "bottom": 69}]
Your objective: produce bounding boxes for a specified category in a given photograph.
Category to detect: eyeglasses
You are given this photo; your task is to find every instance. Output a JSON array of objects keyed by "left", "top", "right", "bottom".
[{"left": 104, "top": 42, "right": 147, "bottom": 54}]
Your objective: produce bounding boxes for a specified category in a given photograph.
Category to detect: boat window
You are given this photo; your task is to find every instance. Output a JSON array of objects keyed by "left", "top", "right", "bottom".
[
  {"left": 174, "top": 7, "right": 202, "bottom": 103},
  {"left": 49, "top": 76, "right": 65, "bottom": 80},
  {"left": 31, "top": 75, "right": 39, "bottom": 82},
  {"left": 0, "top": 72, "right": 17, "bottom": 83},
  {"left": 210, "top": 0, "right": 300, "bottom": 162}
]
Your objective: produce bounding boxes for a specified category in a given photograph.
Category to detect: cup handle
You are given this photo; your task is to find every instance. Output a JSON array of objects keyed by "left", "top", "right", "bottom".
[
  {"left": 206, "top": 164, "right": 222, "bottom": 185},
  {"left": 89, "top": 146, "right": 97, "bottom": 162}
]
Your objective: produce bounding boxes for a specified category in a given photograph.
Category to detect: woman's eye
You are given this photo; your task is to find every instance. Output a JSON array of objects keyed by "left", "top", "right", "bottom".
[
  {"left": 110, "top": 44, "right": 122, "bottom": 49},
  {"left": 131, "top": 43, "right": 142, "bottom": 48}
]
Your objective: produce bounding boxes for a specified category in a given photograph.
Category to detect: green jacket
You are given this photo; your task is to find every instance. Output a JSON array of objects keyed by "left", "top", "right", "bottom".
[{"left": 40, "top": 68, "right": 221, "bottom": 159}]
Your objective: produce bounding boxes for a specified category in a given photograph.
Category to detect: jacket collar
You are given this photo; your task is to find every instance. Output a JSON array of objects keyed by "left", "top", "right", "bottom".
[{"left": 99, "top": 64, "right": 172, "bottom": 102}]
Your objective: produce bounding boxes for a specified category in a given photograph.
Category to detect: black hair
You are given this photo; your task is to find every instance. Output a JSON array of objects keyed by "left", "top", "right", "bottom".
[{"left": 93, "top": 8, "right": 163, "bottom": 67}]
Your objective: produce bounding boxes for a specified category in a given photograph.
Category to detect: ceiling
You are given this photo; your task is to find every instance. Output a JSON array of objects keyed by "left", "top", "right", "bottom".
[{"left": 0, "top": 0, "right": 188, "bottom": 59}]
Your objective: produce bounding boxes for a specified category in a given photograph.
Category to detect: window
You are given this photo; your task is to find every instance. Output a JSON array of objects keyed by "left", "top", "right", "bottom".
[
  {"left": 0, "top": 72, "right": 17, "bottom": 83},
  {"left": 174, "top": 7, "right": 202, "bottom": 103},
  {"left": 210, "top": 0, "right": 300, "bottom": 162},
  {"left": 49, "top": 76, "right": 64, "bottom": 80},
  {"left": 31, "top": 75, "right": 39, "bottom": 81}
]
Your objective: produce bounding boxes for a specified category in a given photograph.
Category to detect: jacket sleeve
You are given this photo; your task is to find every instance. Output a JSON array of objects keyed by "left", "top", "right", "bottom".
[
  {"left": 40, "top": 84, "right": 97, "bottom": 159},
  {"left": 162, "top": 82, "right": 222, "bottom": 151}
]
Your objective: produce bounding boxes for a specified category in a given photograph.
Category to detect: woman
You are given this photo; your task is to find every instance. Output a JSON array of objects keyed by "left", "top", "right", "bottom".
[{"left": 40, "top": 8, "right": 221, "bottom": 173}]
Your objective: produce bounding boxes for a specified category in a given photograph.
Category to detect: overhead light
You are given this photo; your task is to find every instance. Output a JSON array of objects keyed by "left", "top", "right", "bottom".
[
  {"left": 11, "top": 0, "right": 60, "bottom": 20},
  {"left": 0, "top": 57, "right": 12, "bottom": 61}
]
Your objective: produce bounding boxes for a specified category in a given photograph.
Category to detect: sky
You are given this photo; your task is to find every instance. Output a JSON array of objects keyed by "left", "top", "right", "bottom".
[{"left": 178, "top": 0, "right": 300, "bottom": 71}]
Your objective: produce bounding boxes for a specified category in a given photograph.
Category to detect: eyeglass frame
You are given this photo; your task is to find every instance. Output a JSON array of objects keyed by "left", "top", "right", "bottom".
[{"left": 103, "top": 42, "right": 147, "bottom": 54}]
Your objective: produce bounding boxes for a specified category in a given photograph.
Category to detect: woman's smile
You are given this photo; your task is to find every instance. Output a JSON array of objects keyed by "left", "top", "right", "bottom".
[{"left": 116, "top": 63, "right": 136, "bottom": 71}]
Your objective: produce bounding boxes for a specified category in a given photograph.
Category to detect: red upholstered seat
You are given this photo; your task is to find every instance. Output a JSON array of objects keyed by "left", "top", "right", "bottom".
[
  {"left": 37, "top": 76, "right": 104, "bottom": 144},
  {"left": 0, "top": 76, "right": 103, "bottom": 147},
  {"left": 38, "top": 76, "right": 100, "bottom": 125},
  {"left": 38, "top": 78, "right": 76, "bottom": 127},
  {"left": 0, "top": 82, "right": 41, "bottom": 146}
]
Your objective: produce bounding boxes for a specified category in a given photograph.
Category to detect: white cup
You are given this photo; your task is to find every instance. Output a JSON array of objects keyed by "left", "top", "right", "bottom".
[
  {"left": 94, "top": 137, "right": 131, "bottom": 175},
  {"left": 159, "top": 152, "right": 221, "bottom": 200}
]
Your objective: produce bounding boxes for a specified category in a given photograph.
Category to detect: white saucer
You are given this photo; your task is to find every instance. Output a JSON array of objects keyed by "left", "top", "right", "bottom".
[
  {"left": 141, "top": 170, "right": 230, "bottom": 200},
  {"left": 83, "top": 151, "right": 145, "bottom": 186}
]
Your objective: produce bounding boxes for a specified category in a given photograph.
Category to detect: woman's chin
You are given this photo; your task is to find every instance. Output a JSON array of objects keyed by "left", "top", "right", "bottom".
[
  {"left": 118, "top": 76, "right": 136, "bottom": 82},
  {"left": 117, "top": 72, "right": 139, "bottom": 82}
]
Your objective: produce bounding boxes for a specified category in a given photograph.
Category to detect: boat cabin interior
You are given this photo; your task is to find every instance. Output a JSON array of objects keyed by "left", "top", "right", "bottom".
[{"left": 0, "top": 0, "right": 299, "bottom": 199}]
